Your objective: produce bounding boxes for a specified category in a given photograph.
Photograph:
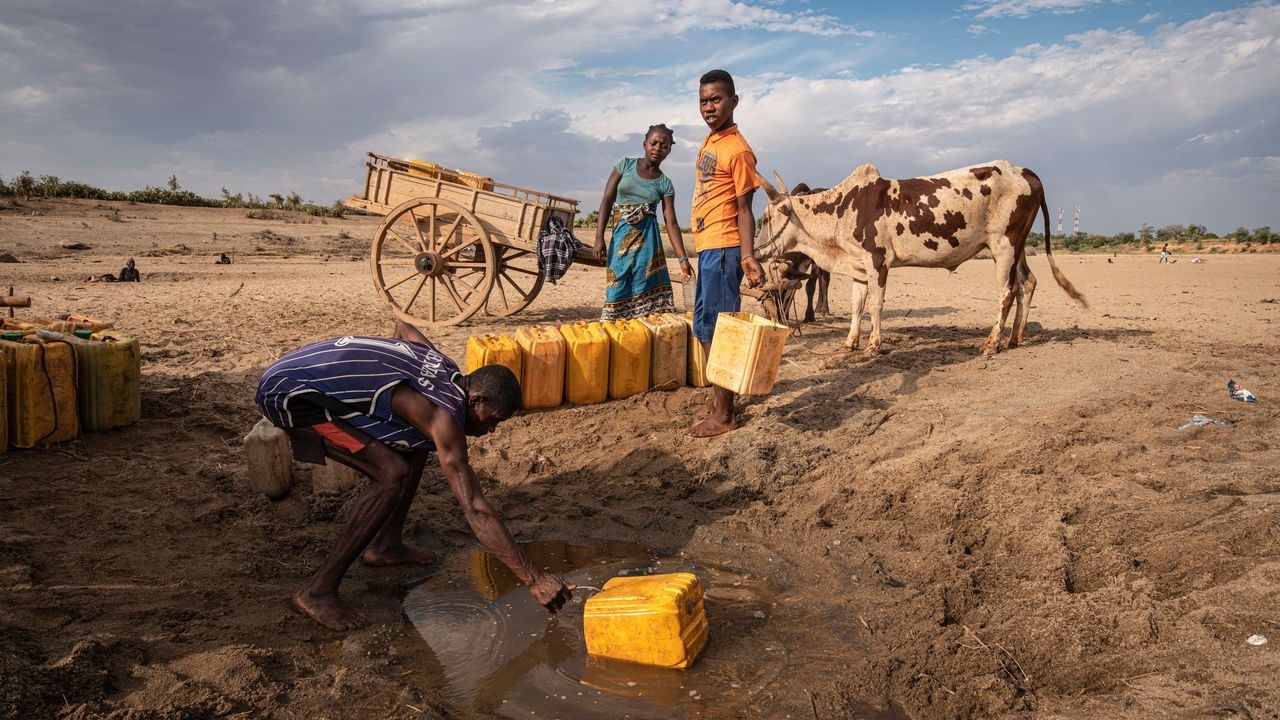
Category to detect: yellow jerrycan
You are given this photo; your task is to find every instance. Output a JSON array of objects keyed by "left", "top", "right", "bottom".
[
  {"left": 464, "top": 334, "right": 522, "bottom": 380},
  {"left": 1, "top": 333, "right": 80, "bottom": 448},
  {"left": 0, "top": 319, "right": 41, "bottom": 335},
  {"left": 559, "top": 321, "right": 609, "bottom": 404},
  {"left": 58, "top": 330, "right": 141, "bottom": 432},
  {"left": 637, "top": 313, "right": 686, "bottom": 391},
  {"left": 583, "top": 572, "right": 709, "bottom": 669},
  {"left": 705, "top": 312, "right": 789, "bottom": 395},
  {"left": 602, "top": 320, "right": 651, "bottom": 400},
  {"left": 680, "top": 313, "right": 710, "bottom": 387},
  {"left": 513, "top": 325, "right": 565, "bottom": 410}
]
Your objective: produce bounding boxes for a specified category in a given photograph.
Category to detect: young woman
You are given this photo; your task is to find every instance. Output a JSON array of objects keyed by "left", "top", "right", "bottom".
[{"left": 593, "top": 124, "right": 694, "bottom": 320}]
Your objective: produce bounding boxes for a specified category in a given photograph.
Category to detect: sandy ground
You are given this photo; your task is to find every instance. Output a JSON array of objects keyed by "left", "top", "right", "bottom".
[{"left": 1, "top": 198, "right": 1278, "bottom": 719}]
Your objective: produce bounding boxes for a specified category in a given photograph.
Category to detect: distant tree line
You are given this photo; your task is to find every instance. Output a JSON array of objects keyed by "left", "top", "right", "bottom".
[
  {"left": 1029, "top": 221, "right": 1276, "bottom": 251},
  {"left": 0, "top": 169, "right": 348, "bottom": 218}
]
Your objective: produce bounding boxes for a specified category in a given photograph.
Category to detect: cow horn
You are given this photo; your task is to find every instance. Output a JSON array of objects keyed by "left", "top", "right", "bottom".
[
  {"left": 773, "top": 171, "right": 790, "bottom": 196},
  {"left": 756, "top": 172, "right": 782, "bottom": 202}
]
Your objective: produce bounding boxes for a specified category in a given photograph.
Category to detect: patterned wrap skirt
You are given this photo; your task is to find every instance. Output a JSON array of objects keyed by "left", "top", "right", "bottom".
[{"left": 601, "top": 204, "right": 676, "bottom": 320}]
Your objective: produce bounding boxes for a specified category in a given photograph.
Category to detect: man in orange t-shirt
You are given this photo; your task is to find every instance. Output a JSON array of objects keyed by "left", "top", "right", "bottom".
[{"left": 688, "top": 69, "right": 765, "bottom": 438}]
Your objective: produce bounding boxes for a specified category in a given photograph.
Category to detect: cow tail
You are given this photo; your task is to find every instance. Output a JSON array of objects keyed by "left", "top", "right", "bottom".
[{"left": 1039, "top": 188, "right": 1089, "bottom": 309}]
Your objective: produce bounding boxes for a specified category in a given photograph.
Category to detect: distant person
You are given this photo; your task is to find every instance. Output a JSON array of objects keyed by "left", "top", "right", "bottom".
[
  {"left": 118, "top": 258, "right": 140, "bottom": 282},
  {"left": 216, "top": 253, "right": 232, "bottom": 265},
  {"left": 593, "top": 124, "right": 694, "bottom": 319},
  {"left": 688, "top": 69, "right": 765, "bottom": 438},
  {"left": 1158, "top": 243, "right": 1170, "bottom": 263},
  {"left": 254, "top": 320, "right": 574, "bottom": 631}
]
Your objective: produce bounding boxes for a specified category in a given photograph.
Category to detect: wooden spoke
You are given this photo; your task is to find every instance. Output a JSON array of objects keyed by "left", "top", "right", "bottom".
[
  {"left": 450, "top": 271, "right": 483, "bottom": 298},
  {"left": 370, "top": 197, "right": 495, "bottom": 326},
  {"left": 424, "top": 203, "right": 436, "bottom": 251},
  {"left": 485, "top": 244, "right": 545, "bottom": 317},
  {"left": 403, "top": 276, "right": 428, "bottom": 313},
  {"left": 384, "top": 270, "right": 420, "bottom": 291},
  {"left": 406, "top": 207, "right": 429, "bottom": 252},
  {"left": 386, "top": 228, "right": 420, "bottom": 255},
  {"left": 436, "top": 214, "right": 463, "bottom": 254},
  {"left": 440, "top": 277, "right": 468, "bottom": 312}
]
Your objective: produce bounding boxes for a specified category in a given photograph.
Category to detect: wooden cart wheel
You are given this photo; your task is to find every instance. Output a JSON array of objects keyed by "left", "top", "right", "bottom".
[
  {"left": 485, "top": 244, "right": 546, "bottom": 317},
  {"left": 370, "top": 197, "right": 496, "bottom": 327}
]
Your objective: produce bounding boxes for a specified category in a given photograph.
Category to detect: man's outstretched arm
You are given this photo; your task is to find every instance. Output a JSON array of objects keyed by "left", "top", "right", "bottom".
[{"left": 391, "top": 387, "right": 573, "bottom": 611}]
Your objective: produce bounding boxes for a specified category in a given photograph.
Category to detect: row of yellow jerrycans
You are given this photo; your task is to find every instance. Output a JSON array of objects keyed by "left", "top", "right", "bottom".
[
  {"left": 465, "top": 313, "right": 710, "bottom": 409},
  {"left": 0, "top": 319, "right": 141, "bottom": 451}
]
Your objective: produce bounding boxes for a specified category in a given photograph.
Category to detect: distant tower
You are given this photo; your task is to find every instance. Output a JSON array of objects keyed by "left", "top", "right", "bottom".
[
  {"left": 1073, "top": 204, "right": 1081, "bottom": 236},
  {"left": 1056, "top": 207, "right": 1064, "bottom": 235}
]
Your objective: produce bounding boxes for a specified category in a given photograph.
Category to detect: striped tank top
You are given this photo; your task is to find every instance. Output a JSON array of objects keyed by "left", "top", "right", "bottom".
[{"left": 255, "top": 336, "right": 466, "bottom": 451}]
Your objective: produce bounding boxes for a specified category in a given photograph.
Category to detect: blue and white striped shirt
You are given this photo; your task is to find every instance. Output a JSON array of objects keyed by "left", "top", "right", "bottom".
[{"left": 255, "top": 336, "right": 466, "bottom": 451}]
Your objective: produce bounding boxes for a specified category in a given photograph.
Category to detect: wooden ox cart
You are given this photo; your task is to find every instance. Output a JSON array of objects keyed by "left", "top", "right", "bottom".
[{"left": 342, "top": 152, "right": 598, "bottom": 326}]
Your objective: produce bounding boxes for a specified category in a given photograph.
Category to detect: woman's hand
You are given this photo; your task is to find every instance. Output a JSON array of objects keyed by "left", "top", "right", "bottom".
[
  {"left": 677, "top": 257, "right": 695, "bottom": 282},
  {"left": 593, "top": 239, "right": 606, "bottom": 263}
]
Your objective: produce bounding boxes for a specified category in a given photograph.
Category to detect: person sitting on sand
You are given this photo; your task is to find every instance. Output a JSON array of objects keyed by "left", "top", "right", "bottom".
[
  {"left": 216, "top": 253, "right": 232, "bottom": 265},
  {"left": 254, "top": 320, "right": 574, "bottom": 631},
  {"left": 118, "top": 258, "right": 141, "bottom": 282}
]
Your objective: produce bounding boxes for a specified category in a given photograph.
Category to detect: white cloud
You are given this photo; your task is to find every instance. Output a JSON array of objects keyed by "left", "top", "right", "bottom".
[
  {"left": 967, "top": 24, "right": 997, "bottom": 36},
  {"left": 1181, "top": 122, "right": 1260, "bottom": 146},
  {"left": 725, "top": 4, "right": 1280, "bottom": 231},
  {"left": 510, "top": 0, "right": 868, "bottom": 37},
  {"left": 962, "top": 0, "right": 1118, "bottom": 20},
  {"left": 1138, "top": 12, "right": 1161, "bottom": 23},
  {"left": 1163, "top": 155, "right": 1280, "bottom": 183}
]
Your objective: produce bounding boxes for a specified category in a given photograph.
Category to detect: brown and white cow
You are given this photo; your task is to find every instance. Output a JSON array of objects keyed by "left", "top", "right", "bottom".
[
  {"left": 749, "top": 184, "right": 831, "bottom": 326},
  {"left": 755, "top": 160, "right": 1087, "bottom": 356}
]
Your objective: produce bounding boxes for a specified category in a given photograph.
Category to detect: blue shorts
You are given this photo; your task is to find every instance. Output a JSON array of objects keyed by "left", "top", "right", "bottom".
[{"left": 693, "top": 246, "right": 743, "bottom": 344}]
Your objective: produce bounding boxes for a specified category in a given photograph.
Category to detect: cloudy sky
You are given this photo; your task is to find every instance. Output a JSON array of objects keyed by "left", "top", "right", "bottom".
[{"left": 2, "top": 0, "right": 1276, "bottom": 234}]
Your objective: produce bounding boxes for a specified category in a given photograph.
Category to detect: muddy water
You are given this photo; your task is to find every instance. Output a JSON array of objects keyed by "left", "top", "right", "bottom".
[{"left": 401, "top": 539, "right": 905, "bottom": 719}]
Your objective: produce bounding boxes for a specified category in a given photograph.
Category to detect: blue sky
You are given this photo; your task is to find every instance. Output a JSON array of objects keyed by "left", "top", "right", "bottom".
[{"left": 2, "top": 0, "right": 1276, "bottom": 234}]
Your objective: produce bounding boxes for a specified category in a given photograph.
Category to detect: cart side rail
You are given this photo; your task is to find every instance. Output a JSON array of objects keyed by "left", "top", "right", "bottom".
[{"left": 344, "top": 153, "right": 578, "bottom": 248}]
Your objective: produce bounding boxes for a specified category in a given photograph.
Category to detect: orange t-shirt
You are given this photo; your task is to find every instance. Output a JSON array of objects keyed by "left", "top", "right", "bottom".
[{"left": 691, "top": 124, "right": 759, "bottom": 253}]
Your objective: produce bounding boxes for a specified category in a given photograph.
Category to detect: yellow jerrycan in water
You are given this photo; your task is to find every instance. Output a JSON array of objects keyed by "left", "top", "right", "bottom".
[
  {"left": 680, "top": 313, "right": 711, "bottom": 388},
  {"left": 54, "top": 330, "right": 141, "bottom": 432},
  {"left": 602, "top": 319, "right": 651, "bottom": 400},
  {"left": 0, "top": 332, "right": 80, "bottom": 448},
  {"left": 513, "top": 325, "right": 565, "bottom": 410},
  {"left": 559, "top": 321, "right": 609, "bottom": 404},
  {"left": 637, "top": 313, "right": 686, "bottom": 391},
  {"left": 583, "top": 572, "right": 709, "bottom": 669},
  {"left": 464, "top": 334, "right": 522, "bottom": 380},
  {"left": 243, "top": 417, "right": 292, "bottom": 499}
]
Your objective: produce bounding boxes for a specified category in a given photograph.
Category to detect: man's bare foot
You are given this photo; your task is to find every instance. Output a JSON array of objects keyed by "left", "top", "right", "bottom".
[
  {"left": 361, "top": 544, "right": 438, "bottom": 567},
  {"left": 687, "top": 414, "right": 737, "bottom": 437},
  {"left": 292, "top": 589, "right": 368, "bottom": 631}
]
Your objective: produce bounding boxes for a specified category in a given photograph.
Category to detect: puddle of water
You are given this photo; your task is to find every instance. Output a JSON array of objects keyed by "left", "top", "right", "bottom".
[{"left": 402, "top": 539, "right": 803, "bottom": 718}]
